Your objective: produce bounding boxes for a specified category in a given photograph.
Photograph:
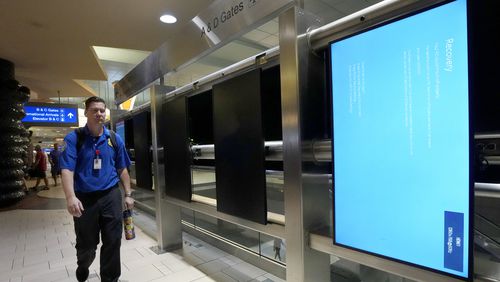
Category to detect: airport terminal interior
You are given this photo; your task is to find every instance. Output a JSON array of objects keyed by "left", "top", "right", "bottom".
[{"left": 1, "top": 0, "right": 500, "bottom": 281}]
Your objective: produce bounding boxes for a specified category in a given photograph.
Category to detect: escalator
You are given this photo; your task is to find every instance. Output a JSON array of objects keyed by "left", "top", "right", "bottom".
[
  {"left": 474, "top": 201, "right": 500, "bottom": 281},
  {"left": 474, "top": 134, "right": 500, "bottom": 281}
]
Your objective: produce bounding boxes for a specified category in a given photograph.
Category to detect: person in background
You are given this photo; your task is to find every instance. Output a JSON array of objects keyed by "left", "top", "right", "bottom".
[
  {"left": 60, "top": 96, "right": 133, "bottom": 282},
  {"left": 49, "top": 143, "right": 61, "bottom": 186},
  {"left": 31, "top": 144, "right": 49, "bottom": 191},
  {"left": 273, "top": 238, "right": 283, "bottom": 261}
]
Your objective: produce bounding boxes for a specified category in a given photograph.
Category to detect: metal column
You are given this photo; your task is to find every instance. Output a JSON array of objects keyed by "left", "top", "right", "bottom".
[
  {"left": 280, "top": 7, "right": 331, "bottom": 282},
  {"left": 150, "top": 84, "right": 183, "bottom": 251}
]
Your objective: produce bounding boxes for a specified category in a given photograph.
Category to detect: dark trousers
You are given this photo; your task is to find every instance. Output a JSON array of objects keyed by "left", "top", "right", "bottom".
[{"left": 74, "top": 186, "right": 122, "bottom": 282}]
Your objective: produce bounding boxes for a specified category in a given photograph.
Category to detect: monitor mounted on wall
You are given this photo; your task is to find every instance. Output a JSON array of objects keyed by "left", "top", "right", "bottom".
[{"left": 330, "top": 0, "right": 472, "bottom": 280}]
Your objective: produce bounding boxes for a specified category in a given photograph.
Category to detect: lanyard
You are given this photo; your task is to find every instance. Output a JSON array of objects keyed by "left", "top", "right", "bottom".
[
  {"left": 93, "top": 139, "right": 102, "bottom": 170},
  {"left": 93, "top": 139, "right": 100, "bottom": 159}
]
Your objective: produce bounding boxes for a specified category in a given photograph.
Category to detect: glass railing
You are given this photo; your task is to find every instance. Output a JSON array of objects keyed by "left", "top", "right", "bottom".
[
  {"left": 129, "top": 161, "right": 157, "bottom": 213},
  {"left": 191, "top": 166, "right": 216, "bottom": 202},
  {"left": 181, "top": 208, "right": 286, "bottom": 265},
  {"left": 130, "top": 164, "right": 286, "bottom": 222},
  {"left": 475, "top": 213, "right": 500, "bottom": 247},
  {"left": 474, "top": 212, "right": 500, "bottom": 281},
  {"left": 191, "top": 166, "right": 285, "bottom": 224}
]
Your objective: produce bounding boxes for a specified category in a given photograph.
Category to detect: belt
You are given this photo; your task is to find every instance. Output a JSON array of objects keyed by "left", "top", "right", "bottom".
[{"left": 75, "top": 184, "right": 119, "bottom": 199}]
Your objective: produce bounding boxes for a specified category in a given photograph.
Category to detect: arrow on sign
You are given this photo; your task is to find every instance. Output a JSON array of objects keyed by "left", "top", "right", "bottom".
[{"left": 67, "top": 113, "right": 74, "bottom": 119}]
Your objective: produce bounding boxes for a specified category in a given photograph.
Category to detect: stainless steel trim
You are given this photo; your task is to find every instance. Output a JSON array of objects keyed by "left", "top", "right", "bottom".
[
  {"left": 265, "top": 141, "right": 284, "bottom": 161},
  {"left": 281, "top": 5, "right": 298, "bottom": 279},
  {"left": 115, "top": 1, "right": 292, "bottom": 103},
  {"left": 309, "top": 233, "right": 465, "bottom": 282},
  {"left": 150, "top": 84, "right": 165, "bottom": 247},
  {"left": 182, "top": 222, "right": 286, "bottom": 279},
  {"left": 475, "top": 275, "right": 500, "bottom": 282},
  {"left": 114, "top": 47, "right": 279, "bottom": 121},
  {"left": 475, "top": 191, "right": 500, "bottom": 199},
  {"left": 311, "top": 140, "right": 332, "bottom": 162},
  {"left": 191, "top": 194, "right": 217, "bottom": 206},
  {"left": 484, "top": 156, "right": 500, "bottom": 165},
  {"left": 191, "top": 165, "right": 284, "bottom": 179},
  {"left": 191, "top": 194, "right": 285, "bottom": 225},
  {"left": 192, "top": 140, "right": 283, "bottom": 160},
  {"left": 190, "top": 165, "right": 213, "bottom": 171},
  {"left": 475, "top": 182, "right": 500, "bottom": 192},
  {"left": 191, "top": 194, "right": 286, "bottom": 225},
  {"left": 165, "top": 195, "right": 285, "bottom": 238},
  {"left": 164, "top": 46, "right": 280, "bottom": 100},
  {"left": 308, "top": 0, "right": 447, "bottom": 51},
  {"left": 151, "top": 84, "right": 183, "bottom": 251},
  {"left": 267, "top": 212, "right": 285, "bottom": 225},
  {"left": 265, "top": 141, "right": 283, "bottom": 147},
  {"left": 191, "top": 144, "right": 215, "bottom": 160},
  {"left": 114, "top": 101, "right": 151, "bottom": 120},
  {"left": 475, "top": 134, "right": 500, "bottom": 139},
  {"left": 191, "top": 139, "right": 333, "bottom": 162},
  {"left": 280, "top": 7, "right": 331, "bottom": 282}
]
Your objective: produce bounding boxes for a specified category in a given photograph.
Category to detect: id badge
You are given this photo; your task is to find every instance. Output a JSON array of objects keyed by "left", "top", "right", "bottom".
[{"left": 93, "top": 158, "right": 102, "bottom": 170}]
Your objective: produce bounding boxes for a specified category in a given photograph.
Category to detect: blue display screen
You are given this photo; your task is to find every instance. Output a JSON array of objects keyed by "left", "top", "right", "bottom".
[
  {"left": 331, "top": 0, "right": 470, "bottom": 279},
  {"left": 22, "top": 104, "right": 78, "bottom": 126},
  {"left": 116, "top": 121, "right": 125, "bottom": 142}
]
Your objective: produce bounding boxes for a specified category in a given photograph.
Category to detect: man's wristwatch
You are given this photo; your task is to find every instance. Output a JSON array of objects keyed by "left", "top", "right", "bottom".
[{"left": 125, "top": 192, "right": 133, "bottom": 198}]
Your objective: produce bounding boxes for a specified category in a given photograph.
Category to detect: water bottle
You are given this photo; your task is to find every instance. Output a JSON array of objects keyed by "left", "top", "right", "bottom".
[{"left": 123, "top": 209, "right": 135, "bottom": 240}]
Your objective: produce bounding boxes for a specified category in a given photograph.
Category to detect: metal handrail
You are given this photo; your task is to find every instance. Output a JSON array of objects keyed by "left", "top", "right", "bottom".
[{"left": 191, "top": 139, "right": 332, "bottom": 162}]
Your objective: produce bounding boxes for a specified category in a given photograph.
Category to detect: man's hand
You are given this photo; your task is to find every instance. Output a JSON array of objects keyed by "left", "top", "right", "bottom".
[
  {"left": 124, "top": 196, "right": 134, "bottom": 210},
  {"left": 66, "top": 196, "right": 84, "bottom": 217}
]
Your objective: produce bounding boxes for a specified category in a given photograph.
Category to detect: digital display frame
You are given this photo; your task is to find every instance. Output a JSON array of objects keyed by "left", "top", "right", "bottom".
[{"left": 329, "top": 0, "right": 473, "bottom": 280}]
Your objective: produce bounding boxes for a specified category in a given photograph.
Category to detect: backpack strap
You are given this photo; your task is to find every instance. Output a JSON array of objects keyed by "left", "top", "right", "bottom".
[
  {"left": 75, "top": 127, "right": 86, "bottom": 152},
  {"left": 108, "top": 130, "right": 118, "bottom": 152}
]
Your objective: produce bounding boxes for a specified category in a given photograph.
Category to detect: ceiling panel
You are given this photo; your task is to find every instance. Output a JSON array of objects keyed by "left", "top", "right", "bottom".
[
  {"left": 3, "top": 0, "right": 385, "bottom": 142},
  {"left": 305, "top": 0, "right": 381, "bottom": 23},
  {"left": 244, "top": 29, "right": 273, "bottom": 42},
  {"left": 0, "top": 0, "right": 215, "bottom": 100}
]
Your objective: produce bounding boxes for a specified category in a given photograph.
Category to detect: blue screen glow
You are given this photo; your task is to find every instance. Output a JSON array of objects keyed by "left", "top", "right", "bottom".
[
  {"left": 116, "top": 121, "right": 125, "bottom": 142},
  {"left": 331, "top": 0, "right": 470, "bottom": 278}
]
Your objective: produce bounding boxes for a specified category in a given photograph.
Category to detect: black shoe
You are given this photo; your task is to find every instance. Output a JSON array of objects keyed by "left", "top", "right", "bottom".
[{"left": 76, "top": 266, "right": 89, "bottom": 282}]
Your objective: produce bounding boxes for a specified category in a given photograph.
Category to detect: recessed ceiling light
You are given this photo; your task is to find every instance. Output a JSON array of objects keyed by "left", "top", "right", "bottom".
[{"left": 160, "top": 14, "right": 177, "bottom": 24}]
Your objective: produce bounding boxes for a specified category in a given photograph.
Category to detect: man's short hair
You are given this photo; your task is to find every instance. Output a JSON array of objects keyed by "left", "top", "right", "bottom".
[{"left": 84, "top": 96, "right": 106, "bottom": 111}]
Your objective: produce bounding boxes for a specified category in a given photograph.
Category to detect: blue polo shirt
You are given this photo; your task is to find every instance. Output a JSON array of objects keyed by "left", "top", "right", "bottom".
[{"left": 60, "top": 126, "right": 131, "bottom": 193}]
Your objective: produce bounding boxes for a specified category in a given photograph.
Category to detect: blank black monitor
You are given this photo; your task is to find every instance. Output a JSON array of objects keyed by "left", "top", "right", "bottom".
[
  {"left": 162, "top": 96, "right": 192, "bottom": 202},
  {"left": 133, "top": 111, "right": 152, "bottom": 190},
  {"left": 213, "top": 69, "right": 267, "bottom": 224}
]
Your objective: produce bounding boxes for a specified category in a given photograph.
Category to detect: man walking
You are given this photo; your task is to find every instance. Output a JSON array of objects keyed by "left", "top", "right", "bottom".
[
  {"left": 31, "top": 144, "right": 49, "bottom": 190},
  {"left": 60, "top": 96, "right": 133, "bottom": 282},
  {"left": 49, "top": 143, "right": 61, "bottom": 186}
]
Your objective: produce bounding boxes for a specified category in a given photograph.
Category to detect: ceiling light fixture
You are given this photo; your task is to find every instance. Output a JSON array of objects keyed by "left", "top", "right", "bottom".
[{"left": 160, "top": 14, "right": 177, "bottom": 24}]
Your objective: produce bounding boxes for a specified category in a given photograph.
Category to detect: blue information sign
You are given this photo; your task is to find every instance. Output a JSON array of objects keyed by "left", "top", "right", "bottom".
[{"left": 22, "top": 103, "right": 79, "bottom": 126}]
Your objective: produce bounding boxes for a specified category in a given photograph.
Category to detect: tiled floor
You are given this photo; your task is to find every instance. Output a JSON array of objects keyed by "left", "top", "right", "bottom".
[{"left": 0, "top": 180, "right": 285, "bottom": 282}]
